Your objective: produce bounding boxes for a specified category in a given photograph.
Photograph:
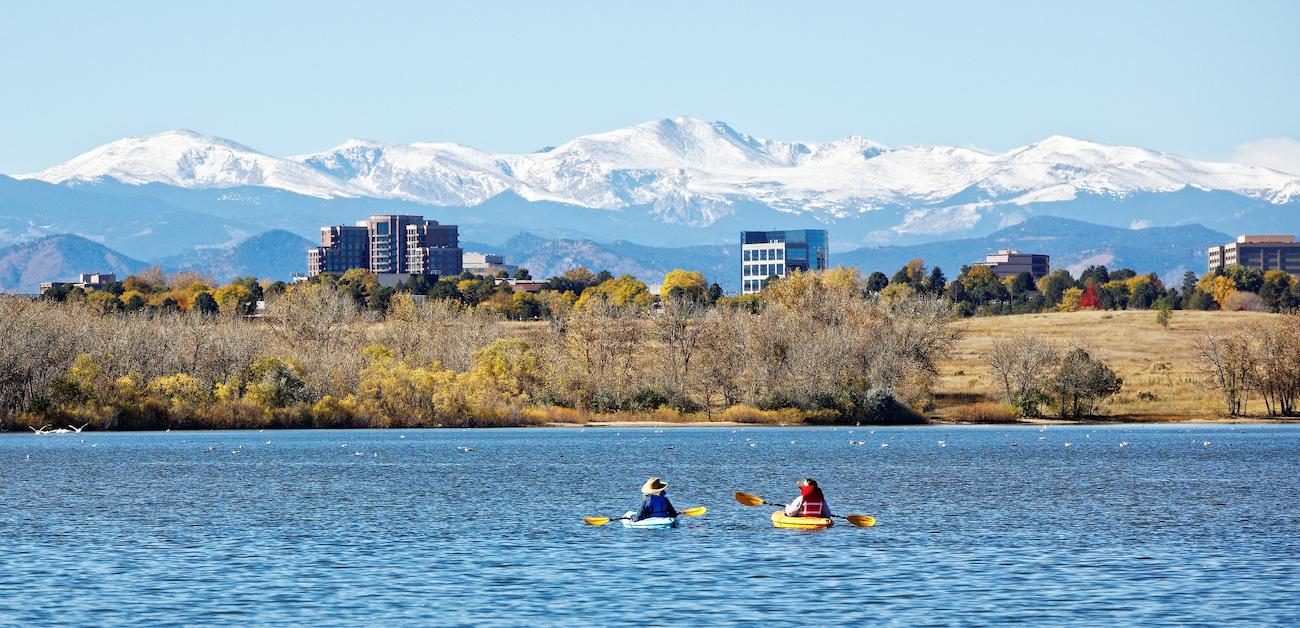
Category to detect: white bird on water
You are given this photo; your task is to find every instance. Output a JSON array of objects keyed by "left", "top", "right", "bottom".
[
  {"left": 937, "top": 440, "right": 947, "bottom": 447},
  {"left": 457, "top": 446, "right": 473, "bottom": 453},
  {"left": 880, "top": 443, "right": 890, "bottom": 448},
  {"left": 69, "top": 423, "right": 89, "bottom": 434}
]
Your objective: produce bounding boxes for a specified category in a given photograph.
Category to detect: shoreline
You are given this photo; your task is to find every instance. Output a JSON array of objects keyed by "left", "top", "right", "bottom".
[
  {"left": 554, "top": 417, "right": 1298, "bottom": 428},
  {"left": 6, "top": 416, "right": 1294, "bottom": 435}
]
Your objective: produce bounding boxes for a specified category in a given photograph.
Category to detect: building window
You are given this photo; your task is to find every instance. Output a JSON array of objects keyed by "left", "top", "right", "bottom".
[
  {"left": 776, "top": 249, "right": 783, "bottom": 260},
  {"left": 743, "top": 250, "right": 750, "bottom": 261},
  {"left": 776, "top": 263, "right": 784, "bottom": 275}
]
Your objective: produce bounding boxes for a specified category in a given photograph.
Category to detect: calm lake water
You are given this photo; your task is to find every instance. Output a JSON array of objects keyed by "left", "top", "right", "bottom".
[{"left": 2, "top": 424, "right": 1298, "bottom": 625}]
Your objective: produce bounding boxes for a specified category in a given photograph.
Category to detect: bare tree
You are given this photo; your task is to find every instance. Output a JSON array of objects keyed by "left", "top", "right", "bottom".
[
  {"left": 1247, "top": 316, "right": 1300, "bottom": 416},
  {"left": 654, "top": 295, "right": 708, "bottom": 408},
  {"left": 986, "top": 334, "right": 1060, "bottom": 415},
  {"left": 1197, "top": 331, "right": 1255, "bottom": 416}
]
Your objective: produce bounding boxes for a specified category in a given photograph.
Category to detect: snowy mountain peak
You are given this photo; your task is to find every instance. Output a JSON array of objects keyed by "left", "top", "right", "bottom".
[
  {"left": 21, "top": 129, "right": 361, "bottom": 198},
  {"left": 16, "top": 120, "right": 1300, "bottom": 224}
]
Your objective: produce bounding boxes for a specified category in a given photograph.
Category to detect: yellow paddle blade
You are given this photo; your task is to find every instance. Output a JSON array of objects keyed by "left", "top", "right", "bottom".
[
  {"left": 680, "top": 506, "right": 707, "bottom": 517},
  {"left": 582, "top": 517, "right": 611, "bottom": 526},
  {"left": 845, "top": 515, "right": 876, "bottom": 528},
  {"left": 734, "top": 492, "right": 764, "bottom": 507}
]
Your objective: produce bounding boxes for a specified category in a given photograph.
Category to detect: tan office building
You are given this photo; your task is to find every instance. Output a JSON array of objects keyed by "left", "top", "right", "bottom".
[
  {"left": 1207, "top": 235, "right": 1300, "bottom": 276},
  {"left": 973, "top": 249, "right": 1050, "bottom": 280}
]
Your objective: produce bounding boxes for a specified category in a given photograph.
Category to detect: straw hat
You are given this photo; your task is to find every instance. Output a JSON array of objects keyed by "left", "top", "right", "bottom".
[{"left": 641, "top": 476, "right": 668, "bottom": 495}]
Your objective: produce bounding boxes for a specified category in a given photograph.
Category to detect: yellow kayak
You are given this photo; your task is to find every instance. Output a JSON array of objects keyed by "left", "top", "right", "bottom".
[{"left": 771, "top": 510, "right": 833, "bottom": 529}]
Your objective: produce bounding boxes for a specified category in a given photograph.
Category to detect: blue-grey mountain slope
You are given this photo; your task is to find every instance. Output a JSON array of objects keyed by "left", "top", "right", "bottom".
[
  {"left": 836, "top": 217, "right": 1229, "bottom": 284},
  {"left": 0, "top": 175, "right": 256, "bottom": 258},
  {"left": 158, "top": 229, "right": 316, "bottom": 283},
  {"left": 0, "top": 234, "right": 149, "bottom": 293}
]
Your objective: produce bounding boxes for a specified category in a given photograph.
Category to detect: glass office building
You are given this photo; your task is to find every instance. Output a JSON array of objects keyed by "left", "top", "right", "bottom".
[{"left": 740, "top": 229, "right": 829, "bottom": 294}]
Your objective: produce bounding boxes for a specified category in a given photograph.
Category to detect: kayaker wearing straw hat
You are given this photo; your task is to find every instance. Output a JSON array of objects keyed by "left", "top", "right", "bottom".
[
  {"left": 784, "top": 478, "right": 832, "bottom": 518},
  {"left": 634, "top": 476, "right": 679, "bottom": 522}
]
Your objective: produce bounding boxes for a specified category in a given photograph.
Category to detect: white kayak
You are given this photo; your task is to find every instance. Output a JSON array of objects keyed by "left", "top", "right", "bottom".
[{"left": 621, "top": 511, "right": 679, "bottom": 529}]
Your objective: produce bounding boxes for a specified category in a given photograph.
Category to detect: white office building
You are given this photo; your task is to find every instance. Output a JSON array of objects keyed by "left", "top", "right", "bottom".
[{"left": 740, "top": 229, "right": 828, "bottom": 295}]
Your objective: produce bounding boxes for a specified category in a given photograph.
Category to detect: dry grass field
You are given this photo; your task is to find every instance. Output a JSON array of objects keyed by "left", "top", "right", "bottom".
[
  {"left": 498, "top": 310, "right": 1292, "bottom": 424},
  {"left": 935, "top": 310, "right": 1284, "bottom": 422}
]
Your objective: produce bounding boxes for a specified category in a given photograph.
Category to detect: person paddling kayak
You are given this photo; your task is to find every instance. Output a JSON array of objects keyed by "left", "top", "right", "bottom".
[
  {"left": 784, "top": 478, "right": 832, "bottom": 518},
  {"left": 634, "top": 477, "right": 679, "bottom": 521}
]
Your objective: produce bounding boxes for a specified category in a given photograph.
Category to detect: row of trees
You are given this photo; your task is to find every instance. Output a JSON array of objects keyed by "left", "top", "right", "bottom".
[
  {"left": 1196, "top": 318, "right": 1300, "bottom": 416},
  {"left": 40, "top": 268, "right": 280, "bottom": 316},
  {"left": 2, "top": 268, "right": 957, "bottom": 431},
  {"left": 44, "top": 256, "right": 1300, "bottom": 325},
  {"left": 866, "top": 259, "right": 1300, "bottom": 316}
]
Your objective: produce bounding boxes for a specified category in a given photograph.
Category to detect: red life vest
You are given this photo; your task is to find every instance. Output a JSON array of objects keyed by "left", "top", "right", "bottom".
[{"left": 796, "top": 485, "right": 827, "bottom": 517}]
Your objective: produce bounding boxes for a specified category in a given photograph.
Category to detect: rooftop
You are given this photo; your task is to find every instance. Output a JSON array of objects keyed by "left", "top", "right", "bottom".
[{"left": 1235, "top": 235, "right": 1295, "bottom": 244}]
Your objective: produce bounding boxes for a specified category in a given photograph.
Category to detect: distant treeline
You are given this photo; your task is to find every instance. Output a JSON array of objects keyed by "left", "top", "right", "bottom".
[{"left": 38, "top": 258, "right": 1300, "bottom": 321}]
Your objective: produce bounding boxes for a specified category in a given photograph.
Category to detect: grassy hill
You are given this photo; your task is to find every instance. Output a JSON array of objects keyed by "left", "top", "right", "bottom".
[{"left": 934, "top": 310, "right": 1286, "bottom": 421}]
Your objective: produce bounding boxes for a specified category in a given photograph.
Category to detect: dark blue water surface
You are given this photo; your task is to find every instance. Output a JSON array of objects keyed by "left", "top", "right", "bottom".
[{"left": 2, "top": 424, "right": 1298, "bottom": 626}]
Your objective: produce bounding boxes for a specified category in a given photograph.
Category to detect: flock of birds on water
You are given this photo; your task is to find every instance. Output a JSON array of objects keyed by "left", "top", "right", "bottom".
[{"left": 12, "top": 423, "right": 1247, "bottom": 465}]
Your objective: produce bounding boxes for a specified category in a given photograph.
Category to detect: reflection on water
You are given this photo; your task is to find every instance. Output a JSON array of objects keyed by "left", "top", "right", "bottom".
[{"left": 2, "top": 425, "right": 1298, "bottom": 624}]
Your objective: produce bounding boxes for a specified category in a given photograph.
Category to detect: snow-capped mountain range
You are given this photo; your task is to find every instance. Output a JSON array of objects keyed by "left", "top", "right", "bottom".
[{"left": 19, "top": 117, "right": 1300, "bottom": 238}]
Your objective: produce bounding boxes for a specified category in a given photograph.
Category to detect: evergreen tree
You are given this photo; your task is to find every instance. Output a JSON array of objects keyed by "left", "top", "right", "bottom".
[
  {"left": 707, "top": 283, "right": 724, "bottom": 304},
  {"left": 1080, "top": 265, "right": 1110, "bottom": 286},
  {"left": 1109, "top": 268, "right": 1137, "bottom": 281},
  {"left": 865, "top": 271, "right": 889, "bottom": 293},
  {"left": 193, "top": 292, "right": 219, "bottom": 315},
  {"left": 928, "top": 267, "right": 947, "bottom": 294},
  {"left": 1180, "top": 271, "right": 1198, "bottom": 297}
]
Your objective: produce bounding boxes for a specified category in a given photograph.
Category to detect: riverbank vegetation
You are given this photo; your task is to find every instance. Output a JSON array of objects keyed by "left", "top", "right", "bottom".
[
  {"left": 1, "top": 268, "right": 956, "bottom": 431},
  {"left": 11, "top": 260, "right": 1299, "bottom": 431}
]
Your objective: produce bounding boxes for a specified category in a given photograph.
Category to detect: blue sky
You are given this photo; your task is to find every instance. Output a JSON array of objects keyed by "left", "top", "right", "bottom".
[{"left": 2, "top": 1, "right": 1298, "bottom": 173}]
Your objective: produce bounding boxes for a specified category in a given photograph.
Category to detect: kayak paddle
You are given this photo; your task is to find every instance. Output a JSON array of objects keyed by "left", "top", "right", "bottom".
[
  {"left": 734, "top": 491, "right": 876, "bottom": 528},
  {"left": 582, "top": 506, "right": 707, "bottom": 526}
]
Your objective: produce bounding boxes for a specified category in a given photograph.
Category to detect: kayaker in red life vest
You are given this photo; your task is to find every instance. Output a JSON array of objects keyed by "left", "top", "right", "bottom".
[
  {"left": 635, "top": 477, "right": 679, "bottom": 521},
  {"left": 785, "top": 478, "right": 832, "bottom": 518}
]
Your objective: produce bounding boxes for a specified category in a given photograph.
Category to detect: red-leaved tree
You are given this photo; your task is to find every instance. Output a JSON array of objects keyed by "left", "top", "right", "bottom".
[{"left": 1079, "top": 283, "right": 1100, "bottom": 310}]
